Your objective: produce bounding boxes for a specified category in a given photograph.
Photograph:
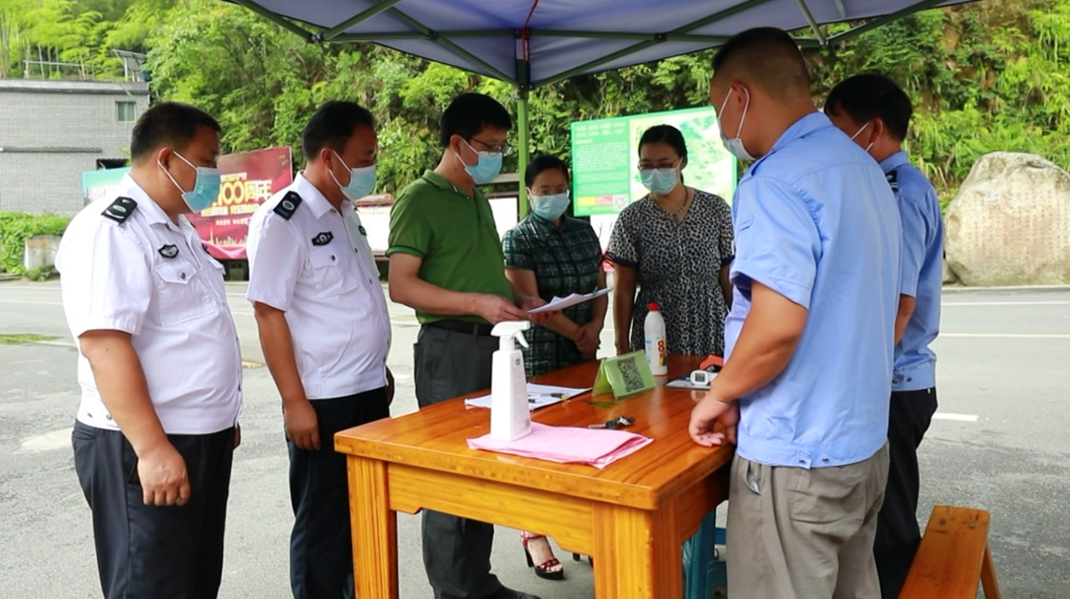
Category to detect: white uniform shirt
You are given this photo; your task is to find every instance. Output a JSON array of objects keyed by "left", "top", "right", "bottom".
[
  {"left": 56, "top": 176, "right": 243, "bottom": 435},
  {"left": 246, "top": 174, "right": 391, "bottom": 400}
]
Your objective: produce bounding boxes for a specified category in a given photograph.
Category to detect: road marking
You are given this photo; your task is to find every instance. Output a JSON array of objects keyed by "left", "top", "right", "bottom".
[
  {"left": 0, "top": 298, "right": 63, "bottom": 306},
  {"left": 941, "top": 333, "right": 1070, "bottom": 339},
  {"left": 20, "top": 428, "right": 74, "bottom": 452},
  {"left": 944, "top": 301, "right": 1070, "bottom": 307},
  {"left": 932, "top": 412, "right": 979, "bottom": 423},
  {"left": 34, "top": 340, "right": 76, "bottom": 348}
]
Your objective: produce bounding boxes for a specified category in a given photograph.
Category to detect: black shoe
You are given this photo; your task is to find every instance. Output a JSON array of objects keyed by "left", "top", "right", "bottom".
[{"left": 485, "top": 586, "right": 542, "bottom": 599}]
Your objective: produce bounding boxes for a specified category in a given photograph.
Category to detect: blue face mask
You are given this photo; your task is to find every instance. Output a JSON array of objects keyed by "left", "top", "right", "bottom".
[
  {"left": 161, "top": 151, "right": 221, "bottom": 213},
  {"left": 640, "top": 162, "right": 680, "bottom": 196},
  {"left": 330, "top": 151, "right": 377, "bottom": 201},
  {"left": 530, "top": 191, "right": 571, "bottom": 221},
  {"left": 461, "top": 139, "right": 503, "bottom": 185}
]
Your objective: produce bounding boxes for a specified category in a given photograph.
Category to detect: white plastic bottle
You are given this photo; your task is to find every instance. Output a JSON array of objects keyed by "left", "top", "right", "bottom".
[
  {"left": 490, "top": 321, "right": 533, "bottom": 441},
  {"left": 644, "top": 302, "right": 668, "bottom": 376}
]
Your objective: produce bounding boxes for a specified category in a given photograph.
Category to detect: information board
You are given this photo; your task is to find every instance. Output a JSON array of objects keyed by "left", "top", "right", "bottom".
[
  {"left": 570, "top": 107, "right": 738, "bottom": 217},
  {"left": 81, "top": 146, "right": 293, "bottom": 260}
]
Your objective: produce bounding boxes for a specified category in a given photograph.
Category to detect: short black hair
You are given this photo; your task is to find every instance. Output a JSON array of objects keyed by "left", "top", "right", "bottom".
[
  {"left": 439, "top": 93, "right": 511, "bottom": 148},
  {"left": 302, "top": 101, "right": 376, "bottom": 161},
  {"left": 712, "top": 27, "right": 810, "bottom": 99},
  {"left": 825, "top": 74, "right": 913, "bottom": 142},
  {"left": 638, "top": 125, "right": 688, "bottom": 160},
  {"left": 130, "top": 102, "right": 221, "bottom": 162},
  {"left": 524, "top": 154, "right": 570, "bottom": 187}
]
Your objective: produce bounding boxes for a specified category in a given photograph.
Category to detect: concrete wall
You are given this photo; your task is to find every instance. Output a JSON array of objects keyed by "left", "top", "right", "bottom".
[{"left": 0, "top": 80, "right": 150, "bottom": 215}]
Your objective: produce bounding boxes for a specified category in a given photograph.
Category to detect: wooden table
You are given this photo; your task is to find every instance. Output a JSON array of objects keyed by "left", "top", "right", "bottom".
[{"left": 335, "top": 356, "right": 734, "bottom": 599}]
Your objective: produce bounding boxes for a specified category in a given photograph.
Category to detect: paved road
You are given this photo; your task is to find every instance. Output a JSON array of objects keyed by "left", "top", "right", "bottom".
[{"left": 1, "top": 281, "right": 1068, "bottom": 598}]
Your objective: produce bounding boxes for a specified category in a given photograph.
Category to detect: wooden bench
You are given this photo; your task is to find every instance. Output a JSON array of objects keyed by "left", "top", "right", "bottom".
[{"left": 899, "top": 505, "right": 1002, "bottom": 599}]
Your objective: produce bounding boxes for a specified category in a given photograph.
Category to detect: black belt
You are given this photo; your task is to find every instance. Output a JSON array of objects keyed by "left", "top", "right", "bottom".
[{"left": 425, "top": 319, "right": 494, "bottom": 337}]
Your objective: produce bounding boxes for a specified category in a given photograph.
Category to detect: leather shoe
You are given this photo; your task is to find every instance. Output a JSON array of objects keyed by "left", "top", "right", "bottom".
[{"left": 485, "top": 586, "right": 542, "bottom": 599}]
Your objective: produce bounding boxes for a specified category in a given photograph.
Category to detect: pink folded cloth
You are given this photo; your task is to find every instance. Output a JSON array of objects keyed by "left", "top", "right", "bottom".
[{"left": 467, "top": 423, "right": 653, "bottom": 469}]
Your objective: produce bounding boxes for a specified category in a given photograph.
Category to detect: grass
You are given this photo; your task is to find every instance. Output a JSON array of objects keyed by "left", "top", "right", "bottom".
[{"left": 0, "top": 333, "right": 58, "bottom": 345}]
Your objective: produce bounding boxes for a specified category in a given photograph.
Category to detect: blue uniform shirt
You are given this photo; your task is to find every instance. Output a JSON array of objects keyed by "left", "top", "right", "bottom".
[
  {"left": 725, "top": 113, "right": 901, "bottom": 469},
  {"left": 882, "top": 151, "right": 943, "bottom": 392}
]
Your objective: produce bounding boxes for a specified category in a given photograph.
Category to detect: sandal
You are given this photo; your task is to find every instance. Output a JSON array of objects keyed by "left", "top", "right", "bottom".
[{"left": 521, "top": 531, "right": 565, "bottom": 581}]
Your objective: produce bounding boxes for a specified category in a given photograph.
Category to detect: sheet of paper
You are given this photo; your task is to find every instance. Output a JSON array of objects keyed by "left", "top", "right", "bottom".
[
  {"left": 527, "top": 287, "right": 612, "bottom": 314},
  {"left": 467, "top": 423, "right": 653, "bottom": 469},
  {"left": 464, "top": 384, "right": 592, "bottom": 411}
]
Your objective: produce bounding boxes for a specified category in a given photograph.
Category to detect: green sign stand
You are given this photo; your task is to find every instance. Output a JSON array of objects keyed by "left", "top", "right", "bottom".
[{"left": 593, "top": 351, "right": 657, "bottom": 399}]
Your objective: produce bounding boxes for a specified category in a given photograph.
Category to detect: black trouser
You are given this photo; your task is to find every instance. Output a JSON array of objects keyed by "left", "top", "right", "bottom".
[
  {"left": 415, "top": 324, "right": 503, "bottom": 599},
  {"left": 72, "top": 421, "right": 235, "bottom": 599},
  {"left": 874, "top": 387, "right": 938, "bottom": 599},
  {"left": 288, "top": 388, "right": 390, "bottom": 599}
]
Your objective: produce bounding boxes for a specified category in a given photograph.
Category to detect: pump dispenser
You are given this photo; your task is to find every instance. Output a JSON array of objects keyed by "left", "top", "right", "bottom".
[{"left": 490, "top": 321, "right": 532, "bottom": 441}]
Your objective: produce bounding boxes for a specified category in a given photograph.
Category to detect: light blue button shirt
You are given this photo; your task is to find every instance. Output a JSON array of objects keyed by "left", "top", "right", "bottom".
[
  {"left": 725, "top": 113, "right": 901, "bottom": 469},
  {"left": 882, "top": 151, "right": 943, "bottom": 392}
]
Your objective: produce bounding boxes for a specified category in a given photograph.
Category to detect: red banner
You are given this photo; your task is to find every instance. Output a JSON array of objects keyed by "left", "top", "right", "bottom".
[{"left": 188, "top": 146, "right": 294, "bottom": 260}]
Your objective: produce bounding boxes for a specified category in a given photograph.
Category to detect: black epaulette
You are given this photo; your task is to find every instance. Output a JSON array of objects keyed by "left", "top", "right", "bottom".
[
  {"left": 886, "top": 170, "right": 899, "bottom": 193},
  {"left": 273, "top": 191, "right": 302, "bottom": 220},
  {"left": 102, "top": 197, "right": 137, "bottom": 223}
]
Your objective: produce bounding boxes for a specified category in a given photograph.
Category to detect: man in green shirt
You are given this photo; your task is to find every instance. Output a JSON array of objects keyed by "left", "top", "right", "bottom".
[{"left": 388, "top": 92, "right": 546, "bottom": 599}]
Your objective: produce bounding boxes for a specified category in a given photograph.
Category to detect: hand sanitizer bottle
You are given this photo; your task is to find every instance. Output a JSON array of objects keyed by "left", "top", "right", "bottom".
[
  {"left": 490, "top": 321, "right": 533, "bottom": 441},
  {"left": 644, "top": 302, "right": 668, "bottom": 376}
]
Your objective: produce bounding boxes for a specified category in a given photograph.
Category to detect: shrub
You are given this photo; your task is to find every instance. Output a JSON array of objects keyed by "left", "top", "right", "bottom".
[{"left": 0, "top": 212, "right": 72, "bottom": 275}]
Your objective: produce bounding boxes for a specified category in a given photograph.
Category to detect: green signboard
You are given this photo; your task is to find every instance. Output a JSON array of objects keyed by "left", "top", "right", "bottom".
[{"left": 570, "top": 107, "right": 737, "bottom": 216}]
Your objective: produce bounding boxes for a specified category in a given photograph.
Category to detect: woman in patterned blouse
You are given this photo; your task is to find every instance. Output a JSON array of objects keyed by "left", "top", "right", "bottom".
[
  {"left": 608, "top": 124, "right": 735, "bottom": 357},
  {"left": 502, "top": 154, "right": 608, "bottom": 581}
]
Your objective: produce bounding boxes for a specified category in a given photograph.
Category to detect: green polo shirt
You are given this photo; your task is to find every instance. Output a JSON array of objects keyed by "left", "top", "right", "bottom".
[{"left": 387, "top": 170, "right": 513, "bottom": 324}]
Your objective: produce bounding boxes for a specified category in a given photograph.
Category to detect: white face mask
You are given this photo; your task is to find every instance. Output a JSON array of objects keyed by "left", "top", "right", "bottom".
[
  {"left": 850, "top": 122, "right": 875, "bottom": 154},
  {"left": 718, "top": 87, "right": 756, "bottom": 162}
]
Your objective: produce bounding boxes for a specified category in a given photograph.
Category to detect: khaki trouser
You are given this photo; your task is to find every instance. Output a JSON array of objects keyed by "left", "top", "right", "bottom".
[{"left": 727, "top": 444, "right": 890, "bottom": 599}]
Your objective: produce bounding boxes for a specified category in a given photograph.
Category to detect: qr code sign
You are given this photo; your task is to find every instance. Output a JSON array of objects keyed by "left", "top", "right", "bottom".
[{"left": 618, "top": 355, "right": 645, "bottom": 393}]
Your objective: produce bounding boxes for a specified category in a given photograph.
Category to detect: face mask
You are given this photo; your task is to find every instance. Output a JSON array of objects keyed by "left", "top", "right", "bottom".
[
  {"left": 160, "top": 151, "right": 221, "bottom": 213},
  {"left": 529, "top": 191, "right": 571, "bottom": 220},
  {"left": 330, "top": 151, "right": 377, "bottom": 201},
  {"left": 640, "top": 162, "right": 681, "bottom": 196},
  {"left": 460, "top": 139, "right": 503, "bottom": 185},
  {"left": 850, "top": 123, "right": 875, "bottom": 154},
  {"left": 718, "top": 87, "right": 756, "bottom": 162}
]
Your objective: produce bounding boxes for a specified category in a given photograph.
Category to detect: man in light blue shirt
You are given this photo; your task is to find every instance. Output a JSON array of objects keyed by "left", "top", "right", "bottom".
[
  {"left": 690, "top": 28, "right": 901, "bottom": 599},
  {"left": 826, "top": 73, "right": 944, "bottom": 599}
]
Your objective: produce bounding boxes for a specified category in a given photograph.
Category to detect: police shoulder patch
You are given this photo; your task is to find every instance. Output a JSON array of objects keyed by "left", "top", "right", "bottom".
[
  {"left": 102, "top": 196, "right": 137, "bottom": 223},
  {"left": 273, "top": 191, "right": 303, "bottom": 220},
  {"left": 886, "top": 170, "right": 899, "bottom": 193}
]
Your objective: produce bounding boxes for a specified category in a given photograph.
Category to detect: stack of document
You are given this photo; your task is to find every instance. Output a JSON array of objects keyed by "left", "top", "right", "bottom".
[
  {"left": 465, "top": 384, "right": 591, "bottom": 410},
  {"left": 467, "top": 423, "right": 653, "bottom": 469}
]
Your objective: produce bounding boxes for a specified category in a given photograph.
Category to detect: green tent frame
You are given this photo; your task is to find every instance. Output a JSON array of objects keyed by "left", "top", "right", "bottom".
[{"left": 228, "top": 0, "right": 952, "bottom": 213}]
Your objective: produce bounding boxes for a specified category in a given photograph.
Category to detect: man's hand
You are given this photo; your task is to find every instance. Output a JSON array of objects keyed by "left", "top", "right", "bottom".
[
  {"left": 475, "top": 294, "right": 529, "bottom": 324},
  {"left": 574, "top": 323, "right": 602, "bottom": 357},
  {"left": 385, "top": 367, "right": 395, "bottom": 406},
  {"left": 284, "top": 398, "right": 321, "bottom": 450},
  {"left": 689, "top": 395, "right": 740, "bottom": 447},
  {"left": 234, "top": 424, "right": 241, "bottom": 449},
  {"left": 137, "top": 441, "right": 191, "bottom": 506},
  {"left": 517, "top": 294, "right": 559, "bottom": 326},
  {"left": 615, "top": 333, "right": 631, "bottom": 357}
]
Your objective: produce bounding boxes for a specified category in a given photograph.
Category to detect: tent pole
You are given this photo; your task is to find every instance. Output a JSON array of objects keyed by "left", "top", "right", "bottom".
[
  {"left": 517, "top": 87, "right": 530, "bottom": 218},
  {"left": 229, "top": 0, "right": 315, "bottom": 40}
]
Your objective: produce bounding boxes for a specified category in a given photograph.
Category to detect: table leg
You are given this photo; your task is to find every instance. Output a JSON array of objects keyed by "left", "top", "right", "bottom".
[
  {"left": 592, "top": 501, "right": 682, "bottom": 599},
  {"left": 347, "top": 456, "right": 398, "bottom": 599}
]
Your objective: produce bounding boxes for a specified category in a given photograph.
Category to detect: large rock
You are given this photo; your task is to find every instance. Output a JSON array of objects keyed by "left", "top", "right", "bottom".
[{"left": 945, "top": 152, "right": 1070, "bottom": 286}]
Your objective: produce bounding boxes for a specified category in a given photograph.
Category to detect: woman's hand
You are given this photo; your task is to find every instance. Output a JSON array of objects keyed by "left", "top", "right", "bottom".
[{"left": 574, "top": 323, "right": 602, "bottom": 357}]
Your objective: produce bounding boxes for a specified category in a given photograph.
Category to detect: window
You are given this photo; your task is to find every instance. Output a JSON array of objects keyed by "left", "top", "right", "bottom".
[{"left": 116, "top": 101, "right": 137, "bottom": 123}]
